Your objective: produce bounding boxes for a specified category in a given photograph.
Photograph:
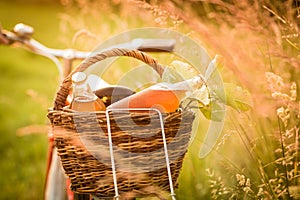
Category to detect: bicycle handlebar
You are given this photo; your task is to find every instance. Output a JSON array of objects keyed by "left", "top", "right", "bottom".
[
  {"left": 0, "top": 23, "right": 175, "bottom": 60},
  {"left": 0, "top": 23, "right": 175, "bottom": 81}
]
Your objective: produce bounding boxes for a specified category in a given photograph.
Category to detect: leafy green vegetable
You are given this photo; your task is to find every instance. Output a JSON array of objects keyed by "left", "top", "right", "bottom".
[
  {"left": 199, "top": 100, "right": 226, "bottom": 121},
  {"left": 215, "top": 82, "right": 253, "bottom": 112},
  {"left": 204, "top": 55, "right": 224, "bottom": 82},
  {"left": 169, "top": 60, "right": 199, "bottom": 79}
]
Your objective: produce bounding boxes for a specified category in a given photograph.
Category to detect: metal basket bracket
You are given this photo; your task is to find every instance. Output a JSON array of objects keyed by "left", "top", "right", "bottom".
[{"left": 105, "top": 108, "right": 176, "bottom": 200}]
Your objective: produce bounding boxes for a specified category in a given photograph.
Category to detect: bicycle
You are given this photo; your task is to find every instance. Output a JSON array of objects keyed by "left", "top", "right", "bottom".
[{"left": 0, "top": 23, "right": 180, "bottom": 200}]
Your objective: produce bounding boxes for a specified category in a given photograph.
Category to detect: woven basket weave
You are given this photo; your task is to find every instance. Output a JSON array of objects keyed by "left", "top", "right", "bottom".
[{"left": 47, "top": 48, "right": 195, "bottom": 198}]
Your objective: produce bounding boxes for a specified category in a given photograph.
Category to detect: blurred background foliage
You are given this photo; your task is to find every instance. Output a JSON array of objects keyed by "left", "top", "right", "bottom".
[
  {"left": 0, "top": 1, "right": 62, "bottom": 200},
  {"left": 0, "top": 0, "right": 299, "bottom": 199}
]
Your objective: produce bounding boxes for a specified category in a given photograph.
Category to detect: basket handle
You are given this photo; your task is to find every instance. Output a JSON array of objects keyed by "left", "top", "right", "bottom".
[{"left": 53, "top": 48, "right": 165, "bottom": 110}]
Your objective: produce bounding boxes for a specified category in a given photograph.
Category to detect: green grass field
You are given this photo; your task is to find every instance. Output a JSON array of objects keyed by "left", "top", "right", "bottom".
[{"left": 0, "top": 1, "right": 63, "bottom": 199}]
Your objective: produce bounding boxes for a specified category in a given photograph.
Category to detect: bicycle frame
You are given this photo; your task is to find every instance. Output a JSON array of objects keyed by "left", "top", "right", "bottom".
[{"left": 0, "top": 23, "right": 176, "bottom": 200}]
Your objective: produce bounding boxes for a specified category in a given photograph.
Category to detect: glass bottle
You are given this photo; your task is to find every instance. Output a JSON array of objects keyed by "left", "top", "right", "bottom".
[
  {"left": 107, "top": 75, "right": 205, "bottom": 113},
  {"left": 70, "top": 72, "right": 106, "bottom": 112},
  {"left": 66, "top": 73, "right": 110, "bottom": 106}
]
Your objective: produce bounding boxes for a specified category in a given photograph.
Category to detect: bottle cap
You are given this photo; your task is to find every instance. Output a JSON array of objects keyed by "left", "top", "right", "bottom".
[{"left": 72, "top": 72, "right": 87, "bottom": 83}]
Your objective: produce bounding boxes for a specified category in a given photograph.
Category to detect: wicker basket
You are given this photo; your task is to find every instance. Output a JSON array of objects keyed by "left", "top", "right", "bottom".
[{"left": 47, "top": 48, "right": 195, "bottom": 199}]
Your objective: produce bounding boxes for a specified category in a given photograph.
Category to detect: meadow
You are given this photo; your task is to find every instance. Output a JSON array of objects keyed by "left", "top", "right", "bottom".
[
  {"left": 0, "top": 0, "right": 299, "bottom": 200},
  {"left": 0, "top": 1, "right": 63, "bottom": 199}
]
